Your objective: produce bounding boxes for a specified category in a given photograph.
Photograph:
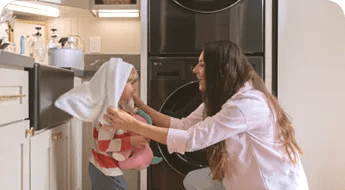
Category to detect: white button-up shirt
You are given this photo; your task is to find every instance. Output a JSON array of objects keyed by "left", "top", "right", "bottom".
[{"left": 167, "top": 82, "right": 309, "bottom": 190}]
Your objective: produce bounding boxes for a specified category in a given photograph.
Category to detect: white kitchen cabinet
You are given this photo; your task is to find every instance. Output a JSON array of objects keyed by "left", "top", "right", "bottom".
[
  {"left": 38, "top": 0, "right": 90, "bottom": 9},
  {"left": 40, "top": 0, "right": 140, "bottom": 10},
  {"left": 30, "top": 122, "right": 71, "bottom": 190},
  {"left": 0, "top": 120, "right": 30, "bottom": 190},
  {"left": 90, "top": 0, "right": 140, "bottom": 10},
  {"left": 61, "top": 0, "right": 90, "bottom": 10},
  {"left": 0, "top": 53, "right": 73, "bottom": 190},
  {"left": 0, "top": 67, "right": 30, "bottom": 190}
]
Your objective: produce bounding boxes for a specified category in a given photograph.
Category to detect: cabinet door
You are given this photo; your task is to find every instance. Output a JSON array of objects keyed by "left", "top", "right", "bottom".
[
  {"left": 70, "top": 77, "right": 83, "bottom": 190},
  {"left": 31, "top": 122, "right": 71, "bottom": 190},
  {"left": 0, "top": 120, "right": 30, "bottom": 190}
]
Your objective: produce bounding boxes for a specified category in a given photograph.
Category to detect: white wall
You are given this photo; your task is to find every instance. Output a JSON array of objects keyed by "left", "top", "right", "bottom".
[
  {"left": 13, "top": 5, "right": 140, "bottom": 54},
  {"left": 46, "top": 5, "right": 140, "bottom": 54},
  {"left": 278, "top": 0, "right": 345, "bottom": 189}
]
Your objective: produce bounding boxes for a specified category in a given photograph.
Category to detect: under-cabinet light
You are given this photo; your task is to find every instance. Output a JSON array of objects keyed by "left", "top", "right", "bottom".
[
  {"left": 97, "top": 9, "right": 139, "bottom": 18},
  {"left": 7, "top": 1, "right": 59, "bottom": 17}
]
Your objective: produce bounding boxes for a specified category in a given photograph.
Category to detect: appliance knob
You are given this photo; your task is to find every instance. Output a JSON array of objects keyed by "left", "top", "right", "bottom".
[{"left": 153, "top": 61, "right": 162, "bottom": 66}]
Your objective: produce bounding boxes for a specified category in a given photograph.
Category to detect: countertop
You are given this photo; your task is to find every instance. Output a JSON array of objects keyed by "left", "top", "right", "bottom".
[
  {"left": 0, "top": 51, "right": 34, "bottom": 68},
  {"left": 0, "top": 51, "right": 140, "bottom": 78}
]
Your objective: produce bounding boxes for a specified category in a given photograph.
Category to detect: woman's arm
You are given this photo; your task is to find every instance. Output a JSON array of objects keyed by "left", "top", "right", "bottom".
[
  {"left": 104, "top": 107, "right": 169, "bottom": 144},
  {"left": 133, "top": 94, "right": 205, "bottom": 130},
  {"left": 133, "top": 94, "right": 171, "bottom": 128},
  {"left": 105, "top": 101, "right": 248, "bottom": 154}
]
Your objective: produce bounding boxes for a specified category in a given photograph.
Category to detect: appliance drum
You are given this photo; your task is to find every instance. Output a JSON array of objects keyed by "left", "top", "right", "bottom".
[{"left": 157, "top": 81, "right": 207, "bottom": 176}]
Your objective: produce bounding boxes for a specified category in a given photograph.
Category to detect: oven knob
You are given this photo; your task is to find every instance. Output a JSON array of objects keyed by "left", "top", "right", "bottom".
[{"left": 153, "top": 61, "right": 162, "bottom": 66}]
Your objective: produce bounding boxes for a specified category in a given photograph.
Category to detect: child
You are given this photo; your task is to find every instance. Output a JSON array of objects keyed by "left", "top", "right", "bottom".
[{"left": 55, "top": 58, "right": 158, "bottom": 190}]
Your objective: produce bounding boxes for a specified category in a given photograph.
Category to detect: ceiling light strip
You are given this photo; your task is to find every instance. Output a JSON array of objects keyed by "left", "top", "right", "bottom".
[
  {"left": 7, "top": 1, "right": 59, "bottom": 17},
  {"left": 97, "top": 11, "right": 140, "bottom": 17}
]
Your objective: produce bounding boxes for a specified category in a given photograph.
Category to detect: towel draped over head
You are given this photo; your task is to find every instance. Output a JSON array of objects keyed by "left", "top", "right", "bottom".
[{"left": 55, "top": 58, "right": 134, "bottom": 123}]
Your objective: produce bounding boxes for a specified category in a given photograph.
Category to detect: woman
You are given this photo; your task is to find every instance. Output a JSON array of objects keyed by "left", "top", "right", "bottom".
[{"left": 104, "top": 41, "right": 309, "bottom": 190}]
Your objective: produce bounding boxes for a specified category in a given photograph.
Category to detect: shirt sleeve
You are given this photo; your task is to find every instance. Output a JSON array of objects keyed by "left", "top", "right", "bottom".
[
  {"left": 169, "top": 103, "right": 205, "bottom": 130},
  {"left": 167, "top": 102, "right": 247, "bottom": 154}
]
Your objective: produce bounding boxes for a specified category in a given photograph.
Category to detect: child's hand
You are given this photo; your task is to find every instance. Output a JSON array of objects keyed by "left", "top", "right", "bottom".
[{"left": 130, "top": 135, "right": 146, "bottom": 149}]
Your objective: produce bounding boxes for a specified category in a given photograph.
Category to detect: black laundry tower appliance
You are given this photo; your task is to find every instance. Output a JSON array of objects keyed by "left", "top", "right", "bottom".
[{"left": 147, "top": 0, "right": 265, "bottom": 189}]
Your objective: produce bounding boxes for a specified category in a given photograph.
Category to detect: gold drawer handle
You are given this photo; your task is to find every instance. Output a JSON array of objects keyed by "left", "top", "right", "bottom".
[
  {"left": 25, "top": 127, "right": 34, "bottom": 137},
  {"left": 0, "top": 94, "right": 26, "bottom": 100},
  {"left": 52, "top": 132, "right": 63, "bottom": 141}
]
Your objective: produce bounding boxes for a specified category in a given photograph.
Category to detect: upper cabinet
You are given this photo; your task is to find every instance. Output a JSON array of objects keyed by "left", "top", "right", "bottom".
[
  {"left": 38, "top": 0, "right": 90, "bottom": 9},
  {"left": 62, "top": 0, "right": 90, "bottom": 10},
  {"left": 8, "top": 0, "right": 140, "bottom": 19},
  {"left": 90, "top": 0, "right": 140, "bottom": 10},
  {"left": 90, "top": 0, "right": 140, "bottom": 18},
  {"left": 10, "top": 0, "right": 141, "bottom": 12}
]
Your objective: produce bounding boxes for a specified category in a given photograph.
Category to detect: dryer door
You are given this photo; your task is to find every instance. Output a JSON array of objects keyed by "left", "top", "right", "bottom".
[
  {"left": 155, "top": 81, "right": 208, "bottom": 176},
  {"left": 173, "top": 0, "right": 241, "bottom": 13}
]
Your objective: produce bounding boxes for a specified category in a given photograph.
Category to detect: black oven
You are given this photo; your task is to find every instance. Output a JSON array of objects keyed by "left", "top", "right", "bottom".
[{"left": 26, "top": 63, "right": 74, "bottom": 131}]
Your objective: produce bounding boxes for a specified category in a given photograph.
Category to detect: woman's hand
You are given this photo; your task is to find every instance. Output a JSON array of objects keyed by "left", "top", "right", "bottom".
[
  {"left": 103, "top": 107, "right": 137, "bottom": 131},
  {"left": 104, "top": 106, "right": 169, "bottom": 145},
  {"left": 130, "top": 135, "right": 147, "bottom": 149}
]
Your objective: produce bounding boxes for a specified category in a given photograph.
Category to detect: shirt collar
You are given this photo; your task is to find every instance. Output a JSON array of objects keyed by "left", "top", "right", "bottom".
[{"left": 233, "top": 81, "right": 254, "bottom": 97}]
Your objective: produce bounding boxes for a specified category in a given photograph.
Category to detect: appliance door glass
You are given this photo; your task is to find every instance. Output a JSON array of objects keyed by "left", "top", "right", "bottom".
[
  {"left": 156, "top": 81, "right": 208, "bottom": 176},
  {"left": 173, "top": 0, "right": 240, "bottom": 13},
  {"left": 149, "top": 0, "right": 263, "bottom": 55}
]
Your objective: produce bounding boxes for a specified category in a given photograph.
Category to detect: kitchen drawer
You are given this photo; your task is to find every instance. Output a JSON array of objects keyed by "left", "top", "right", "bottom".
[{"left": 0, "top": 68, "right": 29, "bottom": 125}]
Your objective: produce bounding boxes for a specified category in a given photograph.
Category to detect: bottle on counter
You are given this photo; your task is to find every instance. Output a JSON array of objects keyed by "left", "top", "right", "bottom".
[
  {"left": 48, "top": 28, "right": 60, "bottom": 50},
  {"left": 33, "top": 27, "right": 46, "bottom": 64}
]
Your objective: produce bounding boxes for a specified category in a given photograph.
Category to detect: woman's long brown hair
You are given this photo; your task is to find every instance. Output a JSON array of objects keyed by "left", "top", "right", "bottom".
[{"left": 202, "top": 41, "right": 303, "bottom": 181}]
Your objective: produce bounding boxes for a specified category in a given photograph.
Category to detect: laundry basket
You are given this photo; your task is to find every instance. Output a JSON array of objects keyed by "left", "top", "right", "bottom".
[{"left": 103, "top": 0, "right": 132, "bottom": 4}]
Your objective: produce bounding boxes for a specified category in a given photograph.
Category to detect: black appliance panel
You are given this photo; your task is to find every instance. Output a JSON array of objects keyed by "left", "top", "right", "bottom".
[
  {"left": 247, "top": 56, "right": 264, "bottom": 80},
  {"left": 148, "top": 57, "right": 198, "bottom": 110},
  {"left": 239, "top": 0, "right": 265, "bottom": 54},
  {"left": 173, "top": 0, "right": 241, "bottom": 13},
  {"left": 149, "top": 0, "right": 263, "bottom": 55},
  {"left": 148, "top": 56, "right": 264, "bottom": 110},
  {"left": 26, "top": 63, "right": 74, "bottom": 131}
]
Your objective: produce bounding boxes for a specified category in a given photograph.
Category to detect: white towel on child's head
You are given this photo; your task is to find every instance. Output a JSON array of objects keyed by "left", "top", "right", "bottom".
[{"left": 55, "top": 58, "right": 134, "bottom": 122}]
